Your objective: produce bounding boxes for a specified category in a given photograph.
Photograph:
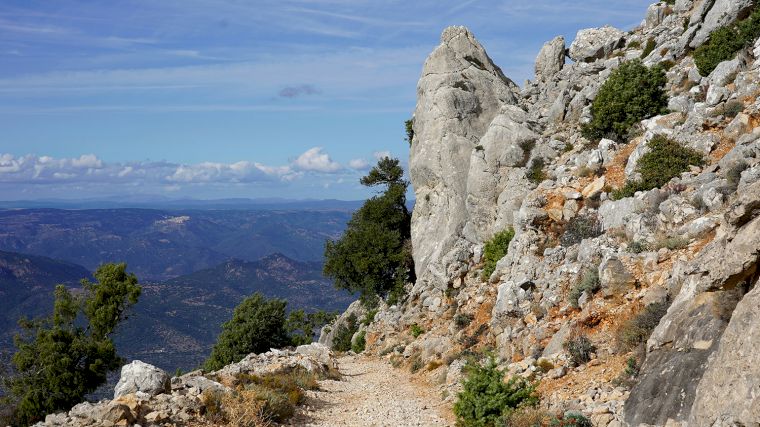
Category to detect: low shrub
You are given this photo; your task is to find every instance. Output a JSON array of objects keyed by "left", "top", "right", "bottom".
[
  {"left": 331, "top": 313, "right": 358, "bottom": 352},
  {"left": 548, "top": 413, "right": 594, "bottom": 427},
  {"left": 481, "top": 228, "right": 516, "bottom": 281},
  {"left": 560, "top": 214, "right": 602, "bottom": 247},
  {"left": 405, "top": 119, "right": 414, "bottom": 146},
  {"left": 581, "top": 60, "right": 667, "bottom": 142},
  {"left": 611, "top": 135, "right": 704, "bottom": 200},
  {"left": 503, "top": 407, "right": 552, "bottom": 427},
  {"left": 527, "top": 158, "right": 547, "bottom": 184},
  {"left": 640, "top": 37, "right": 656, "bottom": 58},
  {"left": 455, "top": 313, "right": 475, "bottom": 329},
  {"left": 655, "top": 236, "right": 689, "bottom": 250},
  {"left": 617, "top": 300, "right": 670, "bottom": 351},
  {"left": 351, "top": 330, "right": 366, "bottom": 353},
  {"left": 568, "top": 268, "right": 600, "bottom": 308},
  {"left": 563, "top": 334, "right": 596, "bottom": 366},
  {"left": 410, "top": 355, "right": 424, "bottom": 373},
  {"left": 628, "top": 240, "right": 650, "bottom": 254},
  {"left": 454, "top": 357, "right": 538, "bottom": 427},
  {"left": 694, "top": 7, "right": 760, "bottom": 76},
  {"left": 410, "top": 323, "right": 424, "bottom": 338}
]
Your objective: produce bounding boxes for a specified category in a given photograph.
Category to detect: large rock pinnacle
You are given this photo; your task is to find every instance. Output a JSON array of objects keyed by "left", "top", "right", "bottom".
[{"left": 409, "top": 26, "right": 536, "bottom": 302}]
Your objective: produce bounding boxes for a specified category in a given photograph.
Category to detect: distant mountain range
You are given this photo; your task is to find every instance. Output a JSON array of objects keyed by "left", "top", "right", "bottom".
[
  {"left": 0, "top": 250, "right": 354, "bottom": 372},
  {"left": 0, "top": 208, "right": 353, "bottom": 280}
]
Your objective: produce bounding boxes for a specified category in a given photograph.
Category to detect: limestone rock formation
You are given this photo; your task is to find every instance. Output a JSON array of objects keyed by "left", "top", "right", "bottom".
[
  {"left": 410, "top": 26, "right": 536, "bottom": 301},
  {"left": 114, "top": 360, "right": 170, "bottom": 398},
  {"left": 568, "top": 26, "right": 625, "bottom": 62},
  {"left": 535, "top": 36, "right": 566, "bottom": 82}
]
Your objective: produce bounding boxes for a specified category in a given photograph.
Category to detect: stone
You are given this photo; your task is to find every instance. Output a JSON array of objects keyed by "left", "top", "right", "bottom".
[
  {"left": 581, "top": 176, "right": 605, "bottom": 199},
  {"left": 535, "top": 36, "right": 566, "bottom": 81},
  {"left": 569, "top": 26, "right": 625, "bottom": 62},
  {"left": 599, "top": 256, "right": 635, "bottom": 298},
  {"left": 708, "top": 58, "right": 741, "bottom": 87},
  {"left": 492, "top": 281, "right": 528, "bottom": 318},
  {"left": 114, "top": 360, "right": 171, "bottom": 399}
]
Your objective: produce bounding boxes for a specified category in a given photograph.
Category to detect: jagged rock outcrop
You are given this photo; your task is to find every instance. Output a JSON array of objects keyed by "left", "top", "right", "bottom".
[
  {"left": 568, "top": 26, "right": 625, "bottom": 62},
  {"left": 410, "top": 26, "right": 537, "bottom": 302},
  {"left": 535, "top": 36, "right": 566, "bottom": 82}
]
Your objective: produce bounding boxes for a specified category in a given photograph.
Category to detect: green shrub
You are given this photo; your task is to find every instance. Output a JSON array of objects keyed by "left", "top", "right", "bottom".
[
  {"left": 351, "top": 330, "right": 366, "bottom": 353},
  {"left": 549, "top": 413, "right": 594, "bottom": 427},
  {"left": 410, "top": 355, "right": 424, "bottom": 373},
  {"left": 454, "top": 358, "right": 538, "bottom": 427},
  {"left": 455, "top": 313, "right": 474, "bottom": 329},
  {"left": 656, "top": 236, "right": 689, "bottom": 250},
  {"left": 569, "top": 268, "right": 600, "bottom": 308},
  {"left": 286, "top": 309, "right": 339, "bottom": 346},
  {"left": 405, "top": 119, "right": 414, "bottom": 145},
  {"left": 527, "top": 158, "right": 547, "bottom": 184},
  {"left": 627, "top": 40, "right": 641, "bottom": 49},
  {"left": 481, "top": 228, "right": 516, "bottom": 281},
  {"left": 640, "top": 37, "right": 656, "bottom": 58},
  {"left": 563, "top": 334, "right": 596, "bottom": 366},
  {"left": 560, "top": 214, "right": 602, "bottom": 247},
  {"left": 203, "top": 293, "right": 290, "bottom": 372},
  {"left": 628, "top": 240, "right": 650, "bottom": 254},
  {"left": 694, "top": 7, "right": 760, "bottom": 76},
  {"left": 611, "top": 135, "right": 704, "bottom": 199},
  {"left": 581, "top": 60, "right": 667, "bottom": 141},
  {"left": 331, "top": 313, "right": 358, "bottom": 352},
  {"left": 618, "top": 300, "right": 670, "bottom": 351},
  {"left": 410, "top": 323, "right": 424, "bottom": 338}
]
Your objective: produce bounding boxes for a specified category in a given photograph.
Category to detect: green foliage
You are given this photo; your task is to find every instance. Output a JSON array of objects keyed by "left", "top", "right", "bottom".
[
  {"left": 694, "top": 7, "right": 760, "bottom": 76},
  {"left": 324, "top": 157, "right": 414, "bottom": 302},
  {"left": 563, "top": 334, "right": 596, "bottom": 366},
  {"left": 628, "top": 240, "right": 650, "bottom": 254},
  {"left": 455, "top": 313, "right": 474, "bottom": 329},
  {"left": 203, "top": 293, "right": 290, "bottom": 372},
  {"left": 618, "top": 300, "right": 670, "bottom": 351},
  {"left": 286, "top": 309, "right": 339, "bottom": 346},
  {"left": 581, "top": 60, "right": 668, "bottom": 141},
  {"left": 625, "top": 356, "right": 640, "bottom": 377},
  {"left": 526, "top": 158, "right": 547, "bottom": 184},
  {"left": 481, "top": 228, "right": 516, "bottom": 281},
  {"left": 405, "top": 119, "right": 414, "bottom": 146},
  {"left": 560, "top": 214, "right": 602, "bottom": 247},
  {"left": 3, "top": 264, "right": 141, "bottom": 426},
  {"left": 410, "top": 355, "right": 424, "bottom": 373},
  {"left": 549, "top": 413, "right": 594, "bottom": 427},
  {"left": 640, "top": 37, "right": 656, "bottom": 58},
  {"left": 410, "top": 323, "right": 424, "bottom": 338},
  {"left": 331, "top": 313, "right": 358, "bottom": 352},
  {"left": 612, "top": 135, "right": 704, "bottom": 199},
  {"left": 453, "top": 358, "right": 538, "bottom": 427},
  {"left": 568, "top": 268, "right": 600, "bottom": 308},
  {"left": 351, "top": 330, "right": 366, "bottom": 353}
]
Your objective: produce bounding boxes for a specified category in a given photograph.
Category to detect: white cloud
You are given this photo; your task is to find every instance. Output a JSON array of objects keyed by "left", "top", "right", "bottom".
[
  {"left": 292, "top": 147, "right": 342, "bottom": 173},
  {"left": 348, "top": 158, "right": 369, "bottom": 170}
]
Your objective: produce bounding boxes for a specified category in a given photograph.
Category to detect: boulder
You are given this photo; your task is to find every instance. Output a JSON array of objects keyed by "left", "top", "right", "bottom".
[
  {"left": 535, "top": 36, "right": 566, "bottom": 81},
  {"left": 114, "top": 360, "right": 170, "bottom": 399},
  {"left": 569, "top": 26, "right": 625, "bottom": 62},
  {"left": 708, "top": 58, "right": 742, "bottom": 87}
]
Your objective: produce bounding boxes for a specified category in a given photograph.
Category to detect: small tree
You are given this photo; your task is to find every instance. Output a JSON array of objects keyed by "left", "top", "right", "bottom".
[
  {"left": 203, "top": 293, "right": 290, "bottom": 372},
  {"left": 286, "top": 309, "right": 338, "bottom": 346},
  {"left": 582, "top": 60, "right": 668, "bottom": 141},
  {"left": 454, "top": 357, "right": 538, "bottom": 427},
  {"left": 324, "top": 157, "right": 414, "bottom": 304},
  {"left": 2, "top": 263, "right": 141, "bottom": 426}
]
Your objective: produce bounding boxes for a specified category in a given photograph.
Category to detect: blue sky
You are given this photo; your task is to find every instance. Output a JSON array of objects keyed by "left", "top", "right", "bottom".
[{"left": 0, "top": 0, "right": 651, "bottom": 200}]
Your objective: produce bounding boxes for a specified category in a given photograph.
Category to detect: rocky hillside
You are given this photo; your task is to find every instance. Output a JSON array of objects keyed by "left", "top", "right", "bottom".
[{"left": 354, "top": 1, "right": 760, "bottom": 426}]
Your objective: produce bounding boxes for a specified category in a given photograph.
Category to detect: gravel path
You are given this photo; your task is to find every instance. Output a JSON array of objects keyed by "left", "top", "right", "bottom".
[{"left": 287, "top": 355, "right": 454, "bottom": 426}]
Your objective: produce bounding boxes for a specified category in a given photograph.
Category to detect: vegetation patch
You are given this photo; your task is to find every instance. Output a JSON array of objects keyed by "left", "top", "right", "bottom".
[
  {"left": 527, "top": 158, "right": 547, "bottom": 184},
  {"left": 563, "top": 333, "right": 596, "bottom": 366},
  {"left": 611, "top": 135, "right": 704, "bottom": 200},
  {"left": 453, "top": 357, "right": 538, "bottom": 427},
  {"left": 581, "top": 60, "right": 668, "bottom": 142},
  {"left": 481, "top": 227, "right": 516, "bottom": 281},
  {"left": 617, "top": 300, "right": 670, "bottom": 351},
  {"left": 569, "top": 268, "right": 601, "bottom": 308},
  {"left": 694, "top": 7, "right": 760, "bottom": 76},
  {"left": 560, "top": 214, "right": 602, "bottom": 247},
  {"left": 410, "top": 323, "right": 424, "bottom": 338},
  {"left": 331, "top": 313, "right": 359, "bottom": 352}
]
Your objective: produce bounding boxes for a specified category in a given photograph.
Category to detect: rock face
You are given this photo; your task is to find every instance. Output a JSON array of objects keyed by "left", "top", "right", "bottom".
[
  {"left": 568, "top": 26, "right": 625, "bottom": 62},
  {"left": 690, "top": 0, "right": 754, "bottom": 48},
  {"left": 410, "top": 26, "right": 536, "bottom": 298},
  {"left": 535, "top": 36, "right": 566, "bottom": 81},
  {"left": 114, "top": 360, "right": 170, "bottom": 398}
]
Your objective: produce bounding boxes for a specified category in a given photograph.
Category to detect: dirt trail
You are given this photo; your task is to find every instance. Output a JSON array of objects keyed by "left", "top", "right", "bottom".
[{"left": 287, "top": 355, "right": 455, "bottom": 427}]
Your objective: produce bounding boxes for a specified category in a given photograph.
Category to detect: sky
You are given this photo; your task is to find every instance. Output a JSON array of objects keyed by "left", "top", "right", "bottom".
[{"left": 0, "top": 0, "right": 652, "bottom": 201}]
